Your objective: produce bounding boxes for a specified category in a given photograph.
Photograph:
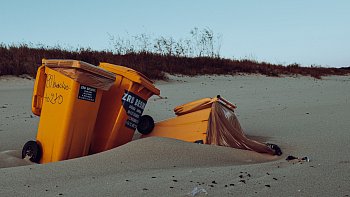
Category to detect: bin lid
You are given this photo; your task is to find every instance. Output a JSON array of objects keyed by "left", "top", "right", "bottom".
[
  {"left": 174, "top": 96, "right": 236, "bottom": 116},
  {"left": 99, "top": 62, "right": 160, "bottom": 95},
  {"left": 174, "top": 97, "right": 216, "bottom": 116},
  {"left": 42, "top": 59, "right": 116, "bottom": 90}
]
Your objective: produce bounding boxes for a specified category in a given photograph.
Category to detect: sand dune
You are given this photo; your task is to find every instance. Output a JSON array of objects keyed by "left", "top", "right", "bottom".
[{"left": 1, "top": 74, "right": 350, "bottom": 196}]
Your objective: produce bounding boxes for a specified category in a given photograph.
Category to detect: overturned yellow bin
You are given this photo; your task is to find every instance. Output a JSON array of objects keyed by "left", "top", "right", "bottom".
[
  {"left": 22, "top": 59, "right": 115, "bottom": 163},
  {"left": 89, "top": 63, "right": 160, "bottom": 154},
  {"left": 140, "top": 96, "right": 282, "bottom": 156}
]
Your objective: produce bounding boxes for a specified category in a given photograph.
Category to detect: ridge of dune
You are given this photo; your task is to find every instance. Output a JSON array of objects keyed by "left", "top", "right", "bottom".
[{"left": 1, "top": 137, "right": 277, "bottom": 171}]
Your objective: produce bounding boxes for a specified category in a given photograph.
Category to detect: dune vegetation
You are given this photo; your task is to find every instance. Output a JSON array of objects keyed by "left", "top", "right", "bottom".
[{"left": 1, "top": 28, "right": 349, "bottom": 80}]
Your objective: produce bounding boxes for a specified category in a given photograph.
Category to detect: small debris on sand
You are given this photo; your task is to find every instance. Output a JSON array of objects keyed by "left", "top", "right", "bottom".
[
  {"left": 188, "top": 187, "right": 208, "bottom": 196},
  {"left": 239, "top": 180, "right": 246, "bottom": 184}
]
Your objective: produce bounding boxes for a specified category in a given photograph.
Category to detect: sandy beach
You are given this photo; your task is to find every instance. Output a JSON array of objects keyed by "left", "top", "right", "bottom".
[{"left": 1, "top": 74, "right": 350, "bottom": 196}]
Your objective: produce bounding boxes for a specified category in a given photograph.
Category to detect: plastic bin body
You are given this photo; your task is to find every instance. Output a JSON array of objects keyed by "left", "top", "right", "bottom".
[
  {"left": 89, "top": 63, "right": 160, "bottom": 154},
  {"left": 32, "top": 59, "right": 115, "bottom": 163},
  {"left": 141, "top": 108, "right": 211, "bottom": 143},
  {"left": 140, "top": 97, "right": 236, "bottom": 143},
  {"left": 139, "top": 96, "right": 277, "bottom": 155}
]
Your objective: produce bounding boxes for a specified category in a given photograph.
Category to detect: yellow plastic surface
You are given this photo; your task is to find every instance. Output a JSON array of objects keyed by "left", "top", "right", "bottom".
[
  {"left": 89, "top": 63, "right": 160, "bottom": 154},
  {"left": 43, "top": 59, "right": 116, "bottom": 79},
  {"left": 43, "top": 59, "right": 116, "bottom": 91},
  {"left": 33, "top": 60, "right": 113, "bottom": 163},
  {"left": 98, "top": 63, "right": 160, "bottom": 95},
  {"left": 141, "top": 108, "right": 211, "bottom": 143},
  {"left": 32, "top": 65, "right": 46, "bottom": 116},
  {"left": 33, "top": 59, "right": 115, "bottom": 116},
  {"left": 174, "top": 97, "right": 216, "bottom": 116},
  {"left": 141, "top": 96, "right": 237, "bottom": 143}
]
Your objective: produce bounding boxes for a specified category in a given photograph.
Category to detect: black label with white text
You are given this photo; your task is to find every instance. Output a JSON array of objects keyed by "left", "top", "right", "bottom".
[
  {"left": 78, "top": 85, "right": 97, "bottom": 102},
  {"left": 122, "top": 90, "right": 147, "bottom": 130}
]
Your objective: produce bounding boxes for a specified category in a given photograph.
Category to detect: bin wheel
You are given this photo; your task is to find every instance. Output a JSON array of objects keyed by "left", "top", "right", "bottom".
[
  {"left": 137, "top": 115, "right": 155, "bottom": 135},
  {"left": 22, "top": 140, "right": 42, "bottom": 163},
  {"left": 266, "top": 143, "right": 282, "bottom": 156},
  {"left": 194, "top": 140, "right": 204, "bottom": 144}
]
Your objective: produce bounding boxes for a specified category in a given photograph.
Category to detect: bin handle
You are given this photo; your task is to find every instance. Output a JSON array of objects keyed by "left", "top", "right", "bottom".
[
  {"left": 32, "top": 65, "right": 46, "bottom": 116},
  {"left": 216, "top": 95, "right": 237, "bottom": 110}
]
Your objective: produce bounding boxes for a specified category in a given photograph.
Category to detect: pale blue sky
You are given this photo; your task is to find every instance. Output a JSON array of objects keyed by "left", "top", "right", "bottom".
[{"left": 1, "top": 0, "right": 349, "bottom": 67}]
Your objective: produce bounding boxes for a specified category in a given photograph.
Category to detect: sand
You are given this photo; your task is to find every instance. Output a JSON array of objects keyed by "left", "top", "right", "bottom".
[{"left": 1, "top": 74, "right": 350, "bottom": 196}]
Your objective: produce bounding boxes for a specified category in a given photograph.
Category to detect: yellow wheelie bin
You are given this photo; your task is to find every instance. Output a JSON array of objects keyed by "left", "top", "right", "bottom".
[
  {"left": 89, "top": 63, "right": 160, "bottom": 154},
  {"left": 22, "top": 59, "right": 115, "bottom": 163}
]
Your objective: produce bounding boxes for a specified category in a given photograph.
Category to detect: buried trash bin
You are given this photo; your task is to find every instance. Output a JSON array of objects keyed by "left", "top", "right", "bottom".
[
  {"left": 22, "top": 59, "right": 115, "bottom": 163},
  {"left": 140, "top": 96, "right": 282, "bottom": 156},
  {"left": 89, "top": 63, "right": 160, "bottom": 154}
]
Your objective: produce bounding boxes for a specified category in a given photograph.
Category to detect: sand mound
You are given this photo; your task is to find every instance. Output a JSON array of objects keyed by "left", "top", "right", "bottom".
[
  {"left": 72, "top": 137, "right": 277, "bottom": 172},
  {"left": 0, "top": 150, "right": 33, "bottom": 168},
  {"left": 0, "top": 137, "right": 277, "bottom": 196},
  {"left": 0, "top": 137, "right": 276, "bottom": 172}
]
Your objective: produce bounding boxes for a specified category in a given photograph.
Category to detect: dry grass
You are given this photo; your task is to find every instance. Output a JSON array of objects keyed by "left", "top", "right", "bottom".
[{"left": 0, "top": 43, "right": 349, "bottom": 80}]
